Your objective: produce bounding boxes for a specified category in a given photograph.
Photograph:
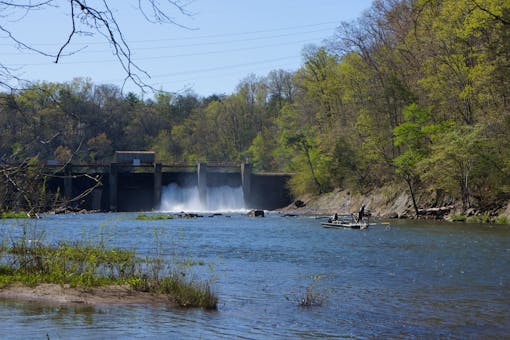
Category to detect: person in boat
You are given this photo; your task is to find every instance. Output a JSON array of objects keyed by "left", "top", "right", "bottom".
[
  {"left": 328, "top": 212, "right": 339, "bottom": 223},
  {"left": 357, "top": 205, "right": 365, "bottom": 223}
]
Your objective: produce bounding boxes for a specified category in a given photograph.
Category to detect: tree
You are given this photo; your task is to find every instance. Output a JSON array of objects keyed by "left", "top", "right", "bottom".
[
  {"left": 0, "top": 1, "right": 191, "bottom": 91},
  {"left": 266, "top": 69, "right": 295, "bottom": 114},
  {"left": 419, "top": 124, "right": 483, "bottom": 211},
  {"left": 393, "top": 104, "right": 434, "bottom": 215},
  {"left": 87, "top": 133, "right": 112, "bottom": 162}
]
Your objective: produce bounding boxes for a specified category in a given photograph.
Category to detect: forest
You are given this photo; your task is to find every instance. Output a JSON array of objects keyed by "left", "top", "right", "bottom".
[{"left": 1, "top": 0, "right": 510, "bottom": 215}]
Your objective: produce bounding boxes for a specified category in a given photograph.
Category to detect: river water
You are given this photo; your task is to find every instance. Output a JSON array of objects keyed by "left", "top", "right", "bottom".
[{"left": 0, "top": 213, "right": 509, "bottom": 339}]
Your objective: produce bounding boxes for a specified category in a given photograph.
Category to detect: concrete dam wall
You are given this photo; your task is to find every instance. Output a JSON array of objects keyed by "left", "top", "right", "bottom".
[{"left": 47, "top": 163, "right": 292, "bottom": 212}]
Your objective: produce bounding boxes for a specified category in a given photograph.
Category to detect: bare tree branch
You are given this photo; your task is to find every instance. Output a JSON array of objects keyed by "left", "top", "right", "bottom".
[
  {"left": 138, "top": 0, "right": 194, "bottom": 28},
  {"left": 55, "top": 0, "right": 77, "bottom": 63},
  {"left": 0, "top": 1, "right": 193, "bottom": 92},
  {"left": 471, "top": 0, "right": 510, "bottom": 25}
]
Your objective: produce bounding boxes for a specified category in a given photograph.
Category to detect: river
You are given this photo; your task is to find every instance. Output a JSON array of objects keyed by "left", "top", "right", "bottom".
[{"left": 1, "top": 213, "right": 509, "bottom": 339}]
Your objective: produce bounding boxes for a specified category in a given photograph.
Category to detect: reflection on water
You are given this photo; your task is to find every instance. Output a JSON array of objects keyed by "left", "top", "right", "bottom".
[{"left": 1, "top": 214, "right": 509, "bottom": 338}]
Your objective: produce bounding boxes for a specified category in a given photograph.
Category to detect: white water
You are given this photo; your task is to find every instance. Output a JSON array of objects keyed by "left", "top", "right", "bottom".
[{"left": 159, "top": 183, "right": 246, "bottom": 213}]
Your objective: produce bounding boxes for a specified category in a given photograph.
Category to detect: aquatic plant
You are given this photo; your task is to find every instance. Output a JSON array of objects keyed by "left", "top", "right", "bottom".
[
  {"left": 286, "top": 286, "right": 326, "bottom": 307},
  {"left": 130, "top": 273, "right": 217, "bottom": 309},
  {"left": 135, "top": 214, "right": 174, "bottom": 220},
  {"left": 299, "top": 287, "right": 325, "bottom": 307}
]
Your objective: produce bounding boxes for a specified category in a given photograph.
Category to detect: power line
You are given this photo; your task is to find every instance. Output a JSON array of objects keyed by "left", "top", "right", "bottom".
[
  {"left": 126, "top": 20, "right": 341, "bottom": 44},
  {"left": 0, "top": 20, "right": 340, "bottom": 47},
  {"left": 6, "top": 38, "right": 316, "bottom": 67},
  {"left": 110, "top": 55, "right": 301, "bottom": 82},
  {"left": 1, "top": 26, "right": 334, "bottom": 57}
]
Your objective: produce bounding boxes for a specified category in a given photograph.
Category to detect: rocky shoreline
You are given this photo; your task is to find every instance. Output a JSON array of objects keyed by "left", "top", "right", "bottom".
[{"left": 277, "top": 186, "right": 510, "bottom": 223}]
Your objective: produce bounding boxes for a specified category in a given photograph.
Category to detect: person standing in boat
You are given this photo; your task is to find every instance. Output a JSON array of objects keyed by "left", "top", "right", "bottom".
[
  {"left": 328, "top": 212, "right": 339, "bottom": 223},
  {"left": 357, "top": 205, "right": 365, "bottom": 223}
]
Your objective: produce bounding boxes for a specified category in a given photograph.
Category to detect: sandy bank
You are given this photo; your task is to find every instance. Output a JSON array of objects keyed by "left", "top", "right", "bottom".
[{"left": 0, "top": 283, "right": 175, "bottom": 306}]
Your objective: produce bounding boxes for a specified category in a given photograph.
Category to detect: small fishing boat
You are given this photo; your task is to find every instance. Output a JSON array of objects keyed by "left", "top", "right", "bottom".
[
  {"left": 320, "top": 212, "right": 369, "bottom": 230},
  {"left": 321, "top": 220, "right": 368, "bottom": 229}
]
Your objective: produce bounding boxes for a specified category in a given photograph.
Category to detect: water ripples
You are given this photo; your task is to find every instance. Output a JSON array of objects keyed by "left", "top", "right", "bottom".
[{"left": 1, "top": 214, "right": 510, "bottom": 338}]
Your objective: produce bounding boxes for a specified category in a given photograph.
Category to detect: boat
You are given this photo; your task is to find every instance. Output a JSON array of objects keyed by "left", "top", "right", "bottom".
[
  {"left": 320, "top": 213, "right": 369, "bottom": 230},
  {"left": 321, "top": 221, "right": 368, "bottom": 229}
]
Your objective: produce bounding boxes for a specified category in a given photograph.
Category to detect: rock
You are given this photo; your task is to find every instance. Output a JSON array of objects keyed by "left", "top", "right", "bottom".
[
  {"left": 182, "top": 213, "right": 203, "bottom": 218},
  {"left": 294, "top": 200, "right": 306, "bottom": 208},
  {"left": 385, "top": 212, "right": 399, "bottom": 219},
  {"left": 247, "top": 209, "right": 265, "bottom": 217}
]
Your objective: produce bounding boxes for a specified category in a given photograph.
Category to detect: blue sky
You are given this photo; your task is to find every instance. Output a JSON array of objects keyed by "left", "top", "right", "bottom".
[{"left": 1, "top": 1, "right": 373, "bottom": 96}]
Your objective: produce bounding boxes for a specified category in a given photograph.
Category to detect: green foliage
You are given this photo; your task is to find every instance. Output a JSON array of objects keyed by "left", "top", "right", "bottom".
[
  {"left": 466, "top": 213, "right": 492, "bottom": 224},
  {"left": 246, "top": 131, "right": 277, "bottom": 171},
  {"left": 0, "top": 212, "right": 29, "bottom": 219},
  {"left": 494, "top": 216, "right": 510, "bottom": 225},
  {"left": 418, "top": 124, "right": 485, "bottom": 210},
  {"left": 450, "top": 215, "right": 467, "bottom": 222}
]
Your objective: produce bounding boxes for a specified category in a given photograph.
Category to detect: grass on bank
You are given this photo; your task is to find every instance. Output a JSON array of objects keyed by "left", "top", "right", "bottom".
[
  {"left": 1, "top": 212, "right": 30, "bottom": 219},
  {"left": 0, "top": 232, "right": 217, "bottom": 309},
  {"left": 450, "top": 213, "right": 510, "bottom": 224}
]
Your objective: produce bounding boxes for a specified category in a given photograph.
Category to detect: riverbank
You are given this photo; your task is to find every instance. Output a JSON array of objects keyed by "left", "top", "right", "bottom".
[
  {"left": 0, "top": 283, "right": 174, "bottom": 305},
  {"left": 278, "top": 186, "right": 413, "bottom": 217},
  {"left": 0, "top": 234, "right": 217, "bottom": 309},
  {"left": 278, "top": 185, "right": 510, "bottom": 223}
]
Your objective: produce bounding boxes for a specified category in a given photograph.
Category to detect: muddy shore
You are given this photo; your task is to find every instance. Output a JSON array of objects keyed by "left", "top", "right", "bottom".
[{"left": 0, "top": 283, "right": 175, "bottom": 306}]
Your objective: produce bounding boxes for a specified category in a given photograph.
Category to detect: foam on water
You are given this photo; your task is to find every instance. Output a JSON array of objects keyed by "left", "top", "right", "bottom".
[{"left": 159, "top": 183, "right": 247, "bottom": 213}]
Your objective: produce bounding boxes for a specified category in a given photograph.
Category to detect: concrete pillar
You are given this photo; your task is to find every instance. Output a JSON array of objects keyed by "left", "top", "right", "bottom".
[
  {"left": 64, "top": 164, "right": 73, "bottom": 199},
  {"left": 109, "top": 163, "right": 118, "bottom": 212},
  {"left": 154, "top": 163, "right": 162, "bottom": 209},
  {"left": 197, "top": 162, "right": 208, "bottom": 206},
  {"left": 241, "top": 163, "right": 252, "bottom": 207},
  {"left": 91, "top": 188, "right": 103, "bottom": 211}
]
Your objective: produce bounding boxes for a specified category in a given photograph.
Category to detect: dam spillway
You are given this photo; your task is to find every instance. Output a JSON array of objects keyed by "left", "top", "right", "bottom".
[{"left": 45, "top": 160, "right": 292, "bottom": 212}]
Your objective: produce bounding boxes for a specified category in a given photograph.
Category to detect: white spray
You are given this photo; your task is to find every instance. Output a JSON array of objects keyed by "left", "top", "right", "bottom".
[{"left": 159, "top": 183, "right": 246, "bottom": 213}]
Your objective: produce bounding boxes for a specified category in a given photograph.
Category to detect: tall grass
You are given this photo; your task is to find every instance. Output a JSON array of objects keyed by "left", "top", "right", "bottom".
[{"left": 0, "top": 225, "right": 217, "bottom": 309}]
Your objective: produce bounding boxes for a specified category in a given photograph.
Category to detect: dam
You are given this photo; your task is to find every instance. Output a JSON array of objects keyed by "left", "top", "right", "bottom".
[{"left": 46, "top": 152, "right": 292, "bottom": 212}]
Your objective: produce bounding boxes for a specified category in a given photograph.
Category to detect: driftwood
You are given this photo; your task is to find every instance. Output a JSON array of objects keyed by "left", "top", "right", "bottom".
[{"left": 417, "top": 206, "right": 454, "bottom": 219}]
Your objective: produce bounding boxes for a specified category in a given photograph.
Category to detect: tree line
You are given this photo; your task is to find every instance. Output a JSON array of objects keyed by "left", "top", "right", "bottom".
[{"left": 1, "top": 0, "right": 510, "bottom": 215}]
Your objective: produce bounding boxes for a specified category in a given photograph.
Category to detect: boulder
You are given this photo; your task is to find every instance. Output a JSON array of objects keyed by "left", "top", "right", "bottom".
[
  {"left": 247, "top": 209, "right": 265, "bottom": 217},
  {"left": 294, "top": 200, "right": 306, "bottom": 208}
]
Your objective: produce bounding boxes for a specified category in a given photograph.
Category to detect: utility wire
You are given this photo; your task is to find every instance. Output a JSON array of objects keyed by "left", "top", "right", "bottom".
[
  {"left": 0, "top": 20, "right": 340, "bottom": 47},
  {"left": 150, "top": 55, "right": 299, "bottom": 79},
  {"left": 6, "top": 38, "right": 317, "bottom": 66},
  {"left": 1, "top": 26, "right": 334, "bottom": 57},
  {"left": 98, "top": 55, "right": 300, "bottom": 85}
]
